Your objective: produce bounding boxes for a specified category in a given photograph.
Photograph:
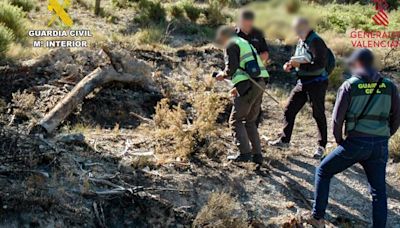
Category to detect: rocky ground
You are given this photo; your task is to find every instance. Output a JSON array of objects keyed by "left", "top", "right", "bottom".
[{"left": 0, "top": 45, "right": 399, "bottom": 228}]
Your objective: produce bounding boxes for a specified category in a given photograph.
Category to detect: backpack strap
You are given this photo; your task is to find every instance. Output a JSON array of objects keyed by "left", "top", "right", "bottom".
[
  {"left": 302, "top": 32, "right": 318, "bottom": 62},
  {"left": 239, "top": 43, "right": 260, "bottom": 72},
  {"left": 356, "top": 77, "right": 384, "bottom": 123}
]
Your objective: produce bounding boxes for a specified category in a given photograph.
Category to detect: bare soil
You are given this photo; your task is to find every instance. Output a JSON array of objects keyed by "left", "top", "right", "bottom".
[{"left": 0, "top": 46, "right": 399, "bottom": 228}]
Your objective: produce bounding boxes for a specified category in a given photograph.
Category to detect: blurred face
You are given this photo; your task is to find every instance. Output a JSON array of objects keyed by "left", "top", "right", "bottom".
[
  {"left": 216, "top": 35, "right": 229, "bottom": 47},
  {"left": 240, "top": 18, "right": 253, "bottom": 33},
  {"left": 349, "top": 60, "right": 363, "bottom": 73},
  {"left": 292, "top": 19, "right": 309, "bottom": 40}
]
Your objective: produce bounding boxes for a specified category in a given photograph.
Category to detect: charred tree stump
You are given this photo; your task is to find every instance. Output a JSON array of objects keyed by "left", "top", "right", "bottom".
[
  {"left": 36, "top": 49, "right": 154, "bottom": 134},
  {"left": 94, "top": 0, "right": 101, "bottom": 16}
]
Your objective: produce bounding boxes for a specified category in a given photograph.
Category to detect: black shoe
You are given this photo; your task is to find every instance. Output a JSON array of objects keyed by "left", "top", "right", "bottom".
[
  {"left": 227, "top": 153, "right": 252, "bottom": 162},
  {"left": 268, "top": 138, "right": 290, "bottom": 148},
  {"left": 253, "top": 154, "right": 263, "bottom": 165}
]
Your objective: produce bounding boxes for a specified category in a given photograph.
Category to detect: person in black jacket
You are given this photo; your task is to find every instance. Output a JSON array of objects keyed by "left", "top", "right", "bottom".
[
  {"left": 269, "top": 17, "right": 329, "bottom": 159},
  {"left": 235, "top": 9, "right": 270, "bottom": 128},
  {"left": 236, "top": 10, "right": 269, "bottom": 64}
]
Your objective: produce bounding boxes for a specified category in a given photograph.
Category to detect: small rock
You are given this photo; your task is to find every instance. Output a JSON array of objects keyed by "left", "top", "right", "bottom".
[{"left": 56, "top": 133, "right": 85, "bottom": 143}]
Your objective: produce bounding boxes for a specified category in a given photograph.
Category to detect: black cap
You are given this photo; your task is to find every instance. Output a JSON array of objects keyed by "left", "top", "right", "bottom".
[
  {"left": 346, "top": 48, "right": 374, "bottom": 67},
  {"left": 240, "top": 9, "right": 255, "bottom": 21}
]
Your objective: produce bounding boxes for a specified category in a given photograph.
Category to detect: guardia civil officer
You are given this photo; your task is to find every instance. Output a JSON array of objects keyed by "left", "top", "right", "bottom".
[
  {"left": 214, "top": 25, "right": 270, "bottom": 165},
  {"left": 305, "top": 48, "right": 400, "bottom": 228}
]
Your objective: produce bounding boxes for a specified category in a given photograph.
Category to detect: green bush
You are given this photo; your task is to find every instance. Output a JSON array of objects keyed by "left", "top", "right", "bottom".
[
  {"left": 9, "top": 0, "right": 36, "bottom": 12},
  {"left": 111, "top": 0, "right": 124, "bottom": 7},
  {"left": 387, "top": 0, "right": 399, "bottom": 11},
  {"left": 284, "top": 0, "right": 300, "bottom": 14},
  {"left": 169, "top": 4, "right": 184, "bottom": 19},
  {"left": 134, "top": 25, "right": 164, "bottom": 44},
  {"left": 0, "top": 24, "right": 13, "bottom": 56},
  {"left": 0, "top": 2, "right": 26, "bottom": 41},
  {"left": 203, "top": 0, "right": 227, "bottom": 27},
  {"left": 134, "top": 0, "right": 166, "bottom": 25},
  {"left": 328, "top": 64, "right": 345, "bottom": 89},
  {"left": 182, "top": 0, "right": 201, "bottom": 22}
]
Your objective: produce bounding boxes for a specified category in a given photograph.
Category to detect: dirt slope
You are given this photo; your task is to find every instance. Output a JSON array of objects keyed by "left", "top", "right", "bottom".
[{"left": 0, "top": 47, "right": 399, "bottom": 228}]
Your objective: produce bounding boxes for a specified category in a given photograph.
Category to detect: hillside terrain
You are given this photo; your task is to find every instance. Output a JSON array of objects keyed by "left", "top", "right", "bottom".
[{"left": 0, "top": 0, "right": 399, "bottom": 227}]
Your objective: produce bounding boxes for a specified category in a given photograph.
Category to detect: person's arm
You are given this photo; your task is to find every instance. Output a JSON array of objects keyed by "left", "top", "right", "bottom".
[
  {"left": 299, "top": 38, "right": 327, "bottom": 72},
  {"left": 389, "top": 83, "right": 400, "bottom": 135},
  {"left": 332, "top": 81, "right": 352, "bottom": 144},
  {"left": 257, "top": 30, "right": 269, "bottom": 64},
  {"left": 223, "top": 42, "right": 240, "bottom": 79}
]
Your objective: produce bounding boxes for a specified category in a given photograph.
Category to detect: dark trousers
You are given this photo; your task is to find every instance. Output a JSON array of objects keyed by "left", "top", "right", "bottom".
[
  {"left": 281, "top": 80, "right": 328, "bottom": 147},
  {"left": 313, "top": 137, "right": 388, "bottom": 228}
]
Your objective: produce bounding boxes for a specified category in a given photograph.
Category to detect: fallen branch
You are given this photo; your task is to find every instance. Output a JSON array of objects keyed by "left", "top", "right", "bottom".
[
  {"left": 130, "top": 112, "right": 153, "bottom": 123},
  {"left": 35, "top": 49, "right": 155, "bottom": 134},
  {"left": 93, "top": 202, "right": 106, "bottom": 228},
  {"left": 0, "top": 167, "right": 49, "bottom": 178}
]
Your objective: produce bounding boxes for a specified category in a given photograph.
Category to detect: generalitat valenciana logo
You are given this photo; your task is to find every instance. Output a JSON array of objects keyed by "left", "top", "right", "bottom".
[
  {"left": 47, "top": 0, "right": 73, "bottom": 27},
  {"left": 372, "top": 0, "right": 393, "bottom": 26}
]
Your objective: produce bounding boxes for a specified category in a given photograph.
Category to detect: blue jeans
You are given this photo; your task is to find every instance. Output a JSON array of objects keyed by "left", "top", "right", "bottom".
[{"left": 312, "top": 137, "right": 389, "bottom": 228}]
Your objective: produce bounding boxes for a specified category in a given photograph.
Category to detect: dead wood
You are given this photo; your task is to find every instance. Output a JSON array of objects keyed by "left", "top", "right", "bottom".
[
  {"left": 36, "top": 49, "right": 155, "bottom": 134},
  {"left": 130, "top": 112, "right": 153, "bottom": 123}
]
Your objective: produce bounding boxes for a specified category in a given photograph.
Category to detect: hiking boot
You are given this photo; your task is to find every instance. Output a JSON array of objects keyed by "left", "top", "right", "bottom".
[
  {"left": 313, "top": 146, "right": 325, "bottom": 159},
  {"left": 227, "top": 153, "right": 252, "bottom": 162},
  {"left": 268, "top": 138, "right": 290, "bottom": 148},
  {"left": 303, "top": 213, "right": 325, "bottom": 228},
  {"left": 253, "top": 153, "right": 263, "bottom": 165}
]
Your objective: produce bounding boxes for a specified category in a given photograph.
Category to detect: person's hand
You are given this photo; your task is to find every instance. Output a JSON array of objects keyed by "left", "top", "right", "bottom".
[
  {"left": 215, "top": 71, "right": 226, "bottom": 81},
  {"left": 230, "top": 87, "right": 238, "bottom": 97},
  {"left": 283, "top": 62, "right": 292, "bottom": 72},
  {"left": 289, "top": 60, "right": 300, "bottom": 68}
]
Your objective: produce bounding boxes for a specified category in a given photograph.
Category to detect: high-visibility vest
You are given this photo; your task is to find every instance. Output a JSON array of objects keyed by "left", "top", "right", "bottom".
[
  {"left": 229, "top": 36, "right": 269, "bottom": 85},
  {"left": 294, "top": 31, "right": 326, "bottom": 77},
  {"left": 345, "top": 76, "right": 394, "bottom": 137}
]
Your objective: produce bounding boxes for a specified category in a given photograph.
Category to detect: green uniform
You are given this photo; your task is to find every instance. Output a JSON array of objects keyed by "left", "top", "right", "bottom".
[
  {"left": 345, "top": 76, "right": 394, "bottom": 137},
  {"left": 225, "top": 36, "right": 269, "bottom": 157}
]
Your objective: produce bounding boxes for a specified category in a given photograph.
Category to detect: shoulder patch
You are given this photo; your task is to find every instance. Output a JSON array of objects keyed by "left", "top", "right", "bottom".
[{"left": 347, "top": 76, "right": 361, "bottom": 84}]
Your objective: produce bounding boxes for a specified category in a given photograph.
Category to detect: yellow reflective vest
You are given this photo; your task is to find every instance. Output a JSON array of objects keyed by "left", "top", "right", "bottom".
[{"left": 229, "top": 36, "right": 269, "bottom": 85}]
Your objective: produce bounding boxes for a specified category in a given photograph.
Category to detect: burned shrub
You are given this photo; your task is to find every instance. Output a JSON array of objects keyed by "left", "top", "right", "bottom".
[
  {"left": 11, "top": 90, "right": 36, "bottom": 121},
  {"left": 389, "top": 132, "right": 400, "bottom": 162},
  {"left": 193, "top": 192, "right": 249, "bottom": 228},
  {"left": 153, "top": 75, "right": 227, "bottom": 162}
]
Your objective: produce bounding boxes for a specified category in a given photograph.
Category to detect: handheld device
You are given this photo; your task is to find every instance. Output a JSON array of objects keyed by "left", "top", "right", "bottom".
[{"left": 290, "top": 55, "right": 311, "bottom": 64}]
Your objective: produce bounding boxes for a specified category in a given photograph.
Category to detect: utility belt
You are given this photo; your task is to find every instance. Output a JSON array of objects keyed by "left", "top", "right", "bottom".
[{"left": 296, "top": 70, "right": 328, "bottom": 85}]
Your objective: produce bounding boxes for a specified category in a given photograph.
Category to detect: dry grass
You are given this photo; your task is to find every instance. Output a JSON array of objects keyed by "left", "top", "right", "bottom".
[
  {"left": 389, "top": 132, "right": 400, "bottom": 161},
  {"left": 153, "top": 92, "right": 227, "bottom": 161},
  {"left": 152, "top": 65, "right": 228, "bottom": 162},
  {"left": 133, "top": 26, "right": 164, "bottom": 45},
  {"left": 153, "top": 98, "right": 193, "bottom": 160},
  {"left": 322, "top": 31, "right": 353, "bottom": 57},
  {"left": 193, "top": 192, "right": 249, "bottom": 228},
  {"left": 0, "top": 98, "right": 6, "bottom": 113},
  {"left": 11, "top": 90, "right": 36, "bottom": 118}
]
